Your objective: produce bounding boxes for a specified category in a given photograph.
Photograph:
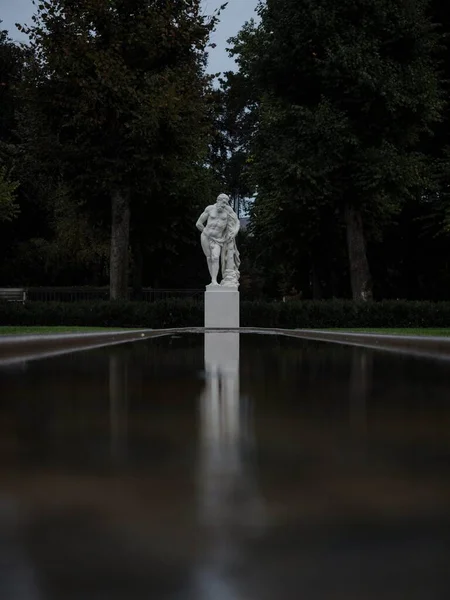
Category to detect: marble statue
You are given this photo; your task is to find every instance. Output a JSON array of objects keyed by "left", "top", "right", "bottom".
[{"left": 196, "top": 193, "right": 240, "bottom": 288}]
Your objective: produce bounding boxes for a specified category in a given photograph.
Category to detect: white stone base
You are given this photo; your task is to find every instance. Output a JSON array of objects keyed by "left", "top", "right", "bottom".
[{"left": 204, "top": 285, "right": 239, "bottom": 329}]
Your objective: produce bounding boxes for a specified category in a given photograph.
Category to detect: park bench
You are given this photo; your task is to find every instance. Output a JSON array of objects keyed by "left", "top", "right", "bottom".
[{"left": 0, "top": 288, "right": 27, "bottom": 303}]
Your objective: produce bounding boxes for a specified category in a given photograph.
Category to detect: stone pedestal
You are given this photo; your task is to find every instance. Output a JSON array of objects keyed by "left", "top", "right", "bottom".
[{"left": 204, "top": 285, "right": 239, "bottom": 329}]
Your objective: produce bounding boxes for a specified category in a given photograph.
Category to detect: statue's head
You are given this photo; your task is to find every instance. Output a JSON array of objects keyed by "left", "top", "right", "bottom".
[{"left": 217, "top": 193, "right": 230, "bottom": 207}]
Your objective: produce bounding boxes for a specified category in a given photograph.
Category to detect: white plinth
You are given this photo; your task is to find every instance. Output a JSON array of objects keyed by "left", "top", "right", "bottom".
[{"left": 204, "top": 286, "right": 239, "bottom": 329}]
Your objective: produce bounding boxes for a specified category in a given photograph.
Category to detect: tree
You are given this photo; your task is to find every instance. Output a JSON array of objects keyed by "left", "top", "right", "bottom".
[
  {"left": 210, "top": 71, "right": 254, "bottom": 217},
  {"left": 0, "top": 24, "right": 23, "bottom": 142},
  {"left": 229, "top": 0, "right": 443, "bottom": 300},
  {"left": 0, "top": 167, "right": 19, "bottom": 222},
  {"left": 20, "top": 0, "right": 217, "bottom": 299},
  {"left": 0, "top": 25, "right": 22, "bottom": 223}
]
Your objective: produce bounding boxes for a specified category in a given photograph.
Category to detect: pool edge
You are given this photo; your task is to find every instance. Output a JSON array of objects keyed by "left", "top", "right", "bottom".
[{"left": 2, "top": 327, "right": 450, "bottom": 365}]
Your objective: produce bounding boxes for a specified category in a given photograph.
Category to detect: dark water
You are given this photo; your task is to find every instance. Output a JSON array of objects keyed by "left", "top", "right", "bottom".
[{"left": 0, "top": 333, "right": 449, "bottom": 599}]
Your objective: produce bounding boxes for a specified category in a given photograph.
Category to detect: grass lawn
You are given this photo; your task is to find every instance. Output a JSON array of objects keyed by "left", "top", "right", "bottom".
[
  {"left": 326, "top": 328, "right": 450, "bottom": 336},
  {"left": 0, "top": 326, "right": 133, "bottom": 336}
]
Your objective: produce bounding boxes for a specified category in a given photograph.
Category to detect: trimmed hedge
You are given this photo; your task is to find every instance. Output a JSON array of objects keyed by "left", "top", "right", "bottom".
[
  {"left": 0, "top": 299, "right": 203, "bottom": 329},
  {"left": 1, "top": 299, "right": 450, "bottom": 329},
  {"left": 242, "top": 300, "right": 450, "bottom": 328}
]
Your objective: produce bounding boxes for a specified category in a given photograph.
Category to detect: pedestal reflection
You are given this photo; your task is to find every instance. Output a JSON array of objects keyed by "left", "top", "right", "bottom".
[{"left": 196, "top": 332, "right": 264, "bottom": 598}]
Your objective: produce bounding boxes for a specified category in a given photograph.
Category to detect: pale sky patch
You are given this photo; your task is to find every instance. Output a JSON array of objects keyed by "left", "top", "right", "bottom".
[{"left": 0, "top": 0, "right": 259, "bottom": 75}]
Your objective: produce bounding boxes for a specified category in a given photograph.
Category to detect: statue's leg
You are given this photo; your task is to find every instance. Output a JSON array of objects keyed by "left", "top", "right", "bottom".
[
  {"left": 201, "top": 233, "right": 213, "bottom": 280},
  {"left": 210, "top": 242, "right": 221, "bottom": 285}
]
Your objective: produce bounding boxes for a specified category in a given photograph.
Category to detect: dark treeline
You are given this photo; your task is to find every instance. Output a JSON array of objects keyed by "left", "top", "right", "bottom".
[{"left": 1, "top": 0, "right": 450, "bottom": 301}]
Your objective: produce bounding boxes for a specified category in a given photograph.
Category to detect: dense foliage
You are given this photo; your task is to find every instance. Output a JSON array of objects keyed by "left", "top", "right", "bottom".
[
  {"left": 0, "top": 27, "right": 21, "bottom": 223},
  {"left": 1, "top": 3, "right": 221, "bottom": 296}
]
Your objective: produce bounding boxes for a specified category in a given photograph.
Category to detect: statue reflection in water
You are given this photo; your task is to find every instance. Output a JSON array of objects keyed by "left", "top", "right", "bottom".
[{"left": 196, "top": 332, "right": 265, "bottom": 598}]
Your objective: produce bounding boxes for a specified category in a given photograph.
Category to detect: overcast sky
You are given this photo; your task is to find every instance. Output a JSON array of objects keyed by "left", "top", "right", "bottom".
[{"left": 0, "top": 0, "right": 259, "bottom": 75}]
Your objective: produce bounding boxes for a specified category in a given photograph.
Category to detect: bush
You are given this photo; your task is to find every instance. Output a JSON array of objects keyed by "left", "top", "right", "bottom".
[
  {"left": 241, "top": 299, "right": 450, "bottom": 328},
  {"left": 0, "top": 299, "right": 203, "bottom": 328},
  {"left": 1, "top": 298, "right": 450, "bottom": 329}
]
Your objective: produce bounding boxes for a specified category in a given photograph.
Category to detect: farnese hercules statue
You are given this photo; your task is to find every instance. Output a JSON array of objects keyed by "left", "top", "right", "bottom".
[{"left": 196, "top": 193, "right": 240, "bottom": 288}]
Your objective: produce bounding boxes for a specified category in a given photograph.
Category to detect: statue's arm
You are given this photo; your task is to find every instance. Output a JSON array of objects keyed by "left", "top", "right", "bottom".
[{"left": 196, "top": 208, "right": 210, "bottom": 232}]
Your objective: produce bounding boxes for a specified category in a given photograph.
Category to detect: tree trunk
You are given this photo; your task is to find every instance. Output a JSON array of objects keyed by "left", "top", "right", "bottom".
[
  {"left": 344, "top": 203, "right": 372, "bottom": 301},
  {"left": 311, "top": 262, "right": 323, "bottom": 299},
  {"left": 330, "top": 261, "right": 340, "bottom": 298},
  {"left": 110, "top": 190, "right": 130, "bottom": 301},
  {"left": 131, "top": 238, "right": 143, "bottom": 301}
]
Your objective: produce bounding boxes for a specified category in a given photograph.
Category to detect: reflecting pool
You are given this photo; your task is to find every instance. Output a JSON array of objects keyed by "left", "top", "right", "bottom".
[{"left": 0, "top": 333, "right": 449, "bottom": 599}]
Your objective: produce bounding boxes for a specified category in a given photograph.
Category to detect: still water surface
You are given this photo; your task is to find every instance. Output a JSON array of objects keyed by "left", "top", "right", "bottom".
[{"left": 0, "top": 333, "right": 449, "bottom": 599}]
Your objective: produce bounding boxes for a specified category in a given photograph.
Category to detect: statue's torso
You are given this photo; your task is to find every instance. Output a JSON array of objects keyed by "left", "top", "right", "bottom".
[{"left": 204, "top": 206, "right": 228, "bottom": 239}]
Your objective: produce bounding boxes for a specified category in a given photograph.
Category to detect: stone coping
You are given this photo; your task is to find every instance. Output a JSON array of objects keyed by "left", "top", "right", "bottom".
[
  {"left": 1, "top": 327, "right": 450, "bottom": 365},
  {"left": 0, "top": 329, "right": 185, "bottom": 366},
  {"left": 247, "top": 328, "right": 450, "bottom": 361}
]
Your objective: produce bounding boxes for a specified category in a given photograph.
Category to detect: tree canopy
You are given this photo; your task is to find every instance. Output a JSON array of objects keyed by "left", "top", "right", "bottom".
[
  {"left": 226, "top": 0, "right": 444, "bottom": 299},
  {"left": 17, "top": 0, "right": 218, "bottom": 297}
]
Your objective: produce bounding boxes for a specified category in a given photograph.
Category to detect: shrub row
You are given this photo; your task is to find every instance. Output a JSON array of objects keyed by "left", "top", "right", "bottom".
[
  {"left": 0, "top": 299, "right": 203, "bottom": 329},
  {"left": 242, "top": 300, "right": 450, "bottom": 328},
  {"left": 1, "top": 299, "right": 450, "bottom": 329}
]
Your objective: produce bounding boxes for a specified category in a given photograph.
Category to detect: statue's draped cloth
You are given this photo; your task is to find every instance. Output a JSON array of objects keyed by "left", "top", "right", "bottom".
[{"left": 221, "top": 207, "right": 241, "bottom": 278}]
